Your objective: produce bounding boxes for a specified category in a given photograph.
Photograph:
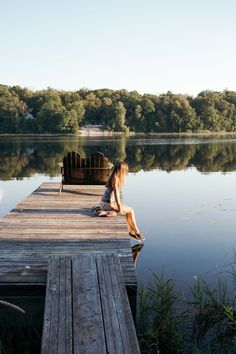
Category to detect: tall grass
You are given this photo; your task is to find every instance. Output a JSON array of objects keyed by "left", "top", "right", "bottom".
[
  {"left": 0, "top": 300, "right": 42, "bottom": 354},
  {"left": 137, "top": 268, "right": 236, "bottom": 353},
  {"left": 137, "top": 273, "right": 185, "bottom": 353}
]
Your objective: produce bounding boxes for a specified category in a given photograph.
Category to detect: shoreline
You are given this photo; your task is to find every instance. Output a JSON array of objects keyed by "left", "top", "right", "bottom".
[{"left": 1, "top": 131, "right": 236, "bottom": 138}]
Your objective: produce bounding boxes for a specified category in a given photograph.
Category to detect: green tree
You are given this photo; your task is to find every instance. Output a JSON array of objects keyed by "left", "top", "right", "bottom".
[
  {"left": 1, "top": 84, "right": 236, "bottom": 134},
  {"left": 36, "top": 95, "right": 65, "bottom": 133},
  {"left": 133, "top": 105, "right": 144, "bottom": 132},
  {"left": 191, "top": 91, "right": 235, "bottom": 131},
  {"left": 155, "top": 92, "right": 200, "bottom": 132},
  {"left": 142, "top": 96, "right": 156, "bottom": 132},
  {"left": 101, "top": 97, "right": 113, "bottom": 126},
  {"left": 0, "top": 85, "right": 26, "bottom": 133},
  {"left": 60, "top": 110, "right": 79, "bottom": 134},
  {"left": 60, "top": 92, "right": 85, "bottom": 126},
  {"left": 112, "top": 101, "right": 128, "bottom": 132},
  {"left": 83, "top": 92, "right": 101, "bottom": 124}
]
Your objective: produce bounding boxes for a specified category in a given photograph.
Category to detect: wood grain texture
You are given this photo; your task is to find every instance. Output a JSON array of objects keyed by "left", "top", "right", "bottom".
[
  {"left": 41, "top": 255, "right": 140, "bottom": 354},
  {"left": 72, "top": 255, "right": 106, "bottom": 353},
  {"left": 41, "top": 256, "right": 73, "bottom": 354},
  {"left": 0, "top": 183, "right": 136, "bottom": 286}
]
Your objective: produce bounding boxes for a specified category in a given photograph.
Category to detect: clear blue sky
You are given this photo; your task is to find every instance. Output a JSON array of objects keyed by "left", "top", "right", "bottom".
[{"left": 0, "top": 0, "right": 235, "bottom": 96}]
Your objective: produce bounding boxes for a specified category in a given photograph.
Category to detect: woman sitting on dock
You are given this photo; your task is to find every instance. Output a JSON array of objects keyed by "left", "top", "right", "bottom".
[{"left": 100, "top": 161, "right": 145, "bottom": 242}]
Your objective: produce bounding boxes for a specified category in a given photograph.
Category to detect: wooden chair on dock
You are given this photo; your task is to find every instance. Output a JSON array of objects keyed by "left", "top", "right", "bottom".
[{"left": 59, "top": 151, "right": 113, "bottom": 195}]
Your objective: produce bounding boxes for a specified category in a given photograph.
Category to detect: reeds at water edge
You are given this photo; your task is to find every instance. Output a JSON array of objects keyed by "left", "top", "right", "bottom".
[{"left": 137, "top": 260, "right": 236, "bottom": 354}]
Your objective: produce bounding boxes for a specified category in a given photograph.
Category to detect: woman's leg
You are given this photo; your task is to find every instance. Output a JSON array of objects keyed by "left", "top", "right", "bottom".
[
  {"left": 122, "top": 205, "right": 140, "bottom": 234},
  {"left": 111, "top": 202, "right": 140, "bottom": 234}
]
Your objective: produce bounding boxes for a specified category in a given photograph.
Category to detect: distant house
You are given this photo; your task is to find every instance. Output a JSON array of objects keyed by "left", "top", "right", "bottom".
[{"left": 23, "top": 113, "right": 35, "bottom": 120}]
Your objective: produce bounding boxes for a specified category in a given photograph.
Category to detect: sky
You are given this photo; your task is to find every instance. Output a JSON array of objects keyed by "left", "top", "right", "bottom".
[{"left": 0, "top": 0, "right": 235, "bottom": 96}]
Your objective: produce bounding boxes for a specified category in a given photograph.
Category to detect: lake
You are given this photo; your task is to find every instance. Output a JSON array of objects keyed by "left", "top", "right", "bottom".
[
  {"left": 1, "top": 135, "right": 236, "bottom": 292},
  {"left": 1, "top": 135, "right": 236, "bottom": 352}
]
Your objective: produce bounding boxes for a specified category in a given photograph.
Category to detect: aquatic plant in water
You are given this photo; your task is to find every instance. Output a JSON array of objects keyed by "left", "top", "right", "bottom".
[{"left": 137, "top": 269, "right": 236, "bottom": 353}]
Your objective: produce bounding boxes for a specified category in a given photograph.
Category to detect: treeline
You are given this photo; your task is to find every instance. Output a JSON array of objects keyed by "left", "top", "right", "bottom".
[
  {"left": 1, "top": 84, "right": 236, "bottom": 134},
  {"left": 1, "top": 140, "right": 236, "bottom": 179}
]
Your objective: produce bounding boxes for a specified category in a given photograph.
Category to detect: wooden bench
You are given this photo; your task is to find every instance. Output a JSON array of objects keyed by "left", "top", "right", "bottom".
[
  {"left": 41, "top": 254, "right": 140, "bottom": 354},
  {"left": 59, "top": 151, "right": 112, "bottom": 195}
]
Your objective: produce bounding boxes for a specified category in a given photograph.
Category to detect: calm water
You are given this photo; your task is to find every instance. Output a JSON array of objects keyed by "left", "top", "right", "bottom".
[
  {"left": 1, "top": 135, "right": 236, "bottom": 291},
  {"left": 1, "top": 135, "right": 236, "bottom": 352}
]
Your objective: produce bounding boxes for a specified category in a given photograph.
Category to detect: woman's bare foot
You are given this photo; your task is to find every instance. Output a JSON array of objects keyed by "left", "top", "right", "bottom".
[
  {"left": 129, "top": 232, "right": 142, "bottom": 242},
  {"left": 135, "top": 232, "right": 145, "bottom": 241}
]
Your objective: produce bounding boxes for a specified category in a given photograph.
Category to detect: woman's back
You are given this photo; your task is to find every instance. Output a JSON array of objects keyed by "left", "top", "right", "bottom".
[{"left": 101, "top": 185, "right": 113, "bottom": 203}]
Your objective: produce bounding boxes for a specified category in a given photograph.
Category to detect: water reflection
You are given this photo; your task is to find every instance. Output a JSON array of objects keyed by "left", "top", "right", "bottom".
[
  {"left": 1, "top": 136, "right": 236, "bottom": 353},
  {"left": 132, "top": 244, "right": 144, "bottom": 269},
  {"left": 1, "top": 137, "right": 236, "bottom": 289},
  {"left": 1, "top": 137, "right": 236, "bottom": 180},
  {"left": 0, "top": 286, "right": 44, "bottom": 354}
]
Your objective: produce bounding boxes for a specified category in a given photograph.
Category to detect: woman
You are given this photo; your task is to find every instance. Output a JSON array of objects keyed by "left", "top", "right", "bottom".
[{"left": 100, "top": 161, "right": 145, "bottom": 242}]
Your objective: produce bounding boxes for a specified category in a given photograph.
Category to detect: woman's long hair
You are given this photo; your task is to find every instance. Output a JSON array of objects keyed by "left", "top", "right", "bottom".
[{"left": 106, "top": 161, "right": 128, "bottom": 189}]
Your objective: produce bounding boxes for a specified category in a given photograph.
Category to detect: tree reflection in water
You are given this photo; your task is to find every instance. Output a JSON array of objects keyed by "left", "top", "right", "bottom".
[{"left": 1, "top": 137, "right": 236, "bottom": 180}]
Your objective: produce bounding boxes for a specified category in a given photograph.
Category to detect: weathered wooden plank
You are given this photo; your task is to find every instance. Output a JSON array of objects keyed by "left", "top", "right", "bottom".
[
  {"left": 36, "top": 183, "right": 104, "bottom": 190},
  {"left": 58, "top": 257, "right": 73, "bottom": 354},
  {"left": 41, "top": 255, "right": 139, "bottom": 354},
  {"left": 106, "top": 254, "right": 133, "bottom": 353},
  {"left": 0, "top": 263, "right": 134, "bottom": 280},
  {"left": 58, "top": 257, "right": 66, "bottom": 354},
  {"left": 72, "top": 254, "right": 107, "bottom": 353},
  {"left": 96, "top": 254, "right": 124, "bottom": 353},
  {"left": 41, "top": 257, "right": 73, "bottom": 354},
  {"left": 0, "top": 225, "right": 127, "bottom": 232},
  {"left": 41, "top": 257, "right": 54, "bottom": 354},
  {"left": 0, "top": 227, "right": 127, "bottom": 233},
  {"left": 0, "top": 183, "right": 137, "bottom": 287},
  {"left": 0, "top": 235, "right": 128, "bottom": 241},
  {"left": 65, "top": 257, "right": 73, "bottom": 354},
  {"left": 0, "top": 219, "right": 126, "bottom": 225},
  {"left": 111, "top": 254, "right": 141, "bottom": 353},
  {"left": 0, "top": 239, "right": 131, "bottom": 247},
  {"left": 49, "top": 257, "right": 60, "bottom": 353}
]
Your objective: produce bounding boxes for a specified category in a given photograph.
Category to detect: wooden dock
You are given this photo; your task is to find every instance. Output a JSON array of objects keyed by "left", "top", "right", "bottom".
[
  {"left": 41, "top": 254, "right": 140, "bottom": 354},
  {"left": 0, "top": 183, "right": 136, "bottom": 286},
  {"left": 0, "top": 182, "right": 140, "bottom": 353}
]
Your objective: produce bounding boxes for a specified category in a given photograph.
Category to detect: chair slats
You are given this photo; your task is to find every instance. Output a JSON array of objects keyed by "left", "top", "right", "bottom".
[{"left": 59, "top": 152, "right": 112, "bottom": 194}]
